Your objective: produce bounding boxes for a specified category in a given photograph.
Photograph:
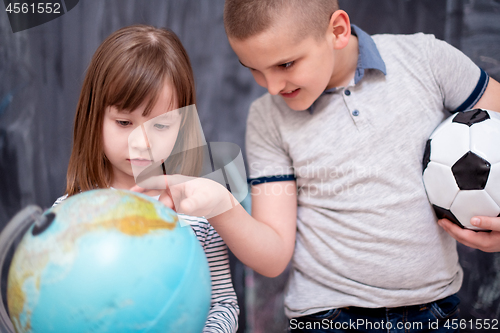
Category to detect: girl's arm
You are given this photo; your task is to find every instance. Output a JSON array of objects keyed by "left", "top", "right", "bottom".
[{"left": 186, "top": 215, "right": 239, "bottom": 333}]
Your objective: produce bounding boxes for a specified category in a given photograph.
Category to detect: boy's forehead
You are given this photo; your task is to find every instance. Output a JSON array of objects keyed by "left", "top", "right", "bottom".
[{"left": 229, "top": 22, "right": 320, "bottom": 69}]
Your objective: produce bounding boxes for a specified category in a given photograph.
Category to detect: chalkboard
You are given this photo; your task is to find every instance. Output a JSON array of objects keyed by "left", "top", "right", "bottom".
[{"left": 1, "top": 0, "right": 499, "bottom": 332}]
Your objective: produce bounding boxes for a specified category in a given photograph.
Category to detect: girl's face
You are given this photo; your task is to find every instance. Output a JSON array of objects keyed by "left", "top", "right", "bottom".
[{"left": 102, "top": 82, "right": 182, "bottom": 190}]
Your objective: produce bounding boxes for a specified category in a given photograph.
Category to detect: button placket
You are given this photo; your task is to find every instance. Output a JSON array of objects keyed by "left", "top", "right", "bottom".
[{"left": 342, "top": 87, "right": 365, "bottom": 129}]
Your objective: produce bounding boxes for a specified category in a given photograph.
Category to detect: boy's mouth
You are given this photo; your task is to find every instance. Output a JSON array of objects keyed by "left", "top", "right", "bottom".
[{"left": 280, "top": 88, "right": 300, "bottom": 98}]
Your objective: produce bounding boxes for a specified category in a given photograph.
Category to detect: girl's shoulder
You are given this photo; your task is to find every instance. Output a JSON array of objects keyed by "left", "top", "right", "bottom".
[
  {"left": 178, "top": 214, "right": 225, "bottom": 248},
  {"left": 178, "top": 214, "right": 211, "bottom": 230}
]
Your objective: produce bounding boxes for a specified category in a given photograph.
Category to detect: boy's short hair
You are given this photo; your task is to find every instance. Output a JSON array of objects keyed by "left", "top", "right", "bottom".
[{"left": 224, "top": 0, "right": 339, "bottom": 41}]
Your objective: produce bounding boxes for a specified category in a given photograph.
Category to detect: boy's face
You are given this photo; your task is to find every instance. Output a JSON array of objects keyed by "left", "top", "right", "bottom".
[{"left": 229, "top": 21, "right": 337, "bottom": 111}]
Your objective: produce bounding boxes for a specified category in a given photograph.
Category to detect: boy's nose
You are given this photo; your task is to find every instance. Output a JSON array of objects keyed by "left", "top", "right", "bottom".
[{"left": 265, "top": 75, "right": 285, "bottom": 96}]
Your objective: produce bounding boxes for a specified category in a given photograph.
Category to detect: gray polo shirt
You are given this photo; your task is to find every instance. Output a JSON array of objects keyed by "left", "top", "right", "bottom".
[{"left": 246, "top": 25, "right": 489, "bottom": 317}]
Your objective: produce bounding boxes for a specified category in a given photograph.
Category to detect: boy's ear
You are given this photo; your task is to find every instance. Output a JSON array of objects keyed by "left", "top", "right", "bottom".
[{"left": 328, "top": 10, "right": 351, "bottom": 49}]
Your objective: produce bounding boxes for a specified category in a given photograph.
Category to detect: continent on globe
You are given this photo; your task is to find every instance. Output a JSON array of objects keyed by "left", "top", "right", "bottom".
[{"left": 7, "top": 189, "right": 211, "bottom": 333}]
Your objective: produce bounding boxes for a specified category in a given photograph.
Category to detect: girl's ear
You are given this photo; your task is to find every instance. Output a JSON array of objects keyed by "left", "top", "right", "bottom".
[{"left": 328, "top": 10, "right": 351, "bottom": 50}]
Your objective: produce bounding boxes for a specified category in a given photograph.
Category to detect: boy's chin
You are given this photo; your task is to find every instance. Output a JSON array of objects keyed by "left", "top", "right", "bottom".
[{"left": 281, "top": 98, "right": 314, "bottom": 112}]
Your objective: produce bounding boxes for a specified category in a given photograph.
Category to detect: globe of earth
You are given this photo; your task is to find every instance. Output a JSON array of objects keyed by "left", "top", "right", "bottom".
[{"left": 7, "top": 189, "right": 211, "bottom": 333}]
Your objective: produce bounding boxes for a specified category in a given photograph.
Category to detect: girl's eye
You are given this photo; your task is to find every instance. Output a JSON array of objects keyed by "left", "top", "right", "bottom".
[
  {"left": 154, "top": 124, "right": 170, "bottom": 130},
  {"left": 116, "top": 120, "right": 131, "bottom": 127},
  {"left": 280, "top": 61, "right": 294, "bottom": 70}
]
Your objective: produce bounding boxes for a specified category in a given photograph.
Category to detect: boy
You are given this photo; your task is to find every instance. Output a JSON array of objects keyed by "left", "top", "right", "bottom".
[{"left": 135, "top": 0, "right": 500, "bottom": 331}]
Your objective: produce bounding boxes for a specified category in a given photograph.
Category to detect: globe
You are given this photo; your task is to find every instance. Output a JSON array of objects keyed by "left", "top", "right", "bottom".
[{"left": 6, "top": 189, "right": 211, "bottom": 333}]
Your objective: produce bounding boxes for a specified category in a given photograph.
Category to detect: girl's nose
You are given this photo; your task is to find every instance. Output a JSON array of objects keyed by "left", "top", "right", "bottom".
[{"left": 128, "top": 124, "right": 150, "bottom": 151}]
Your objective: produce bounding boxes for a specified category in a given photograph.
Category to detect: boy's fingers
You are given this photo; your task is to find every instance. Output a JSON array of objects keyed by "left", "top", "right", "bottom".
[
  {"left": 438, "top": 219, "right": 476, "bottom": 247},
  {"left": 179, "top": 193, "right": 209, "bottom": 216},
  {"left": 472, "top": 216, "right": 500, "bottom": 231},
  {"left": 158, "top": 191, "right": 176, "bottom": 211},
  {"left": 131, "top": 177, "right": 176, "bottom": 211},
  {"left": 179, "top": 198, "right": 196, "bottom": 215},
  {"left": 438, "top": 218, "right": 500, "bottom": 252},
  {"left": 130, "top": 185, "right": 146, "bottom": 193}
]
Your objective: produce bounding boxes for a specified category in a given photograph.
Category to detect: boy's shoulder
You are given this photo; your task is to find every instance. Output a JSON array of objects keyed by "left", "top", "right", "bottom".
[{"left": 371, "top": 31, "right": 440, "bottom": 53}]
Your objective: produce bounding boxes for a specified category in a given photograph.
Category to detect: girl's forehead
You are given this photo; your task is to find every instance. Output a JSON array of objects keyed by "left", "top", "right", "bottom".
[
  {"left": 108, "top": 78, "right": 178, "bottom": 116},
  {"left": 110, "top": 105, "right": 181, "bottom": 121},
  {"left": 151, "top": 109, "right": 181, "bottom": 121}
]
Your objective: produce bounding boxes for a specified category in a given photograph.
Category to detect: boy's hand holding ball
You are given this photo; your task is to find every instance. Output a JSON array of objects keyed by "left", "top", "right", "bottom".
[{"left": 438, "top": 217, "right": 500, "bottom": 252}]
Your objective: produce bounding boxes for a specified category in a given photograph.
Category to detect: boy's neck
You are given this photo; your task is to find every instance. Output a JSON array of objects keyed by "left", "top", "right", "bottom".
[{"left": 327, "top": 34, "right": 359, "bottom": 89}]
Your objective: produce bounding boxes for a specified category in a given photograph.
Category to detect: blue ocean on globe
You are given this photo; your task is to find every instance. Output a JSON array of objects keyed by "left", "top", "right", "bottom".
[{"left": 7, "top": 189, "right": 211, "bottom": 333}]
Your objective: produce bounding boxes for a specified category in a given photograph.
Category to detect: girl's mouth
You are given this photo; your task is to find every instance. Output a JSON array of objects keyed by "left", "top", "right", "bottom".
[{"left": 128, "top": 159, "right": 152, "bottom": 167}]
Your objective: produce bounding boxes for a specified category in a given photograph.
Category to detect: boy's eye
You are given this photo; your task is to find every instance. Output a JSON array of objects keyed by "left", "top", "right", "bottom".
[
  {"left": 116, "top": 120, "right": 131, "bottom": 127},
  {"left": 154, "top": 123, "right": 170, "bottom": 130},
  {"left": 280, "top": 61, "right": 294, "bottom": 70}
]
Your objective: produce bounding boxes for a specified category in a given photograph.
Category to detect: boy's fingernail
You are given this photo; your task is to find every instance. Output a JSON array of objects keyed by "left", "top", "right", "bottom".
[{"left": 471, "top": 218, "right": 480, "bottom": 226}]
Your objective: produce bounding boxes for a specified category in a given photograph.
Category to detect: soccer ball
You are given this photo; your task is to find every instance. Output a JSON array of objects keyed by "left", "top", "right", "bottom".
[{"left": 423, "top": 109, "right": 500, "bottom": 230}]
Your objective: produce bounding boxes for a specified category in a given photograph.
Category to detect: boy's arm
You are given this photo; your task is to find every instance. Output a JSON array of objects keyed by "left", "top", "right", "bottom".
[
  {"left": 132, "top": 178, "right": 298, "bottom": 277},
  {"left": 208, "top": 180, "right": 297, "bottom": 277},
  {"left": 439, "top": 77, "right": 500, "bottom": 251},
  {"left": 473, "top": 76, "right": 500, "bottom": 111}
]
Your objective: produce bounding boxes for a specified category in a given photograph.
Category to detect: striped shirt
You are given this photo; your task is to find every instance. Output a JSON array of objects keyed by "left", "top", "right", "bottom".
[{"left": 53, "top": 194, "right": 239, "bottom": 332}]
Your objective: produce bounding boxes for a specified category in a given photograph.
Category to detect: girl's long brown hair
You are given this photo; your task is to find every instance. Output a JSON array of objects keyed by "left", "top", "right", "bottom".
[{"left": 66, "top": 25, "right": 202, "bottom": 196}]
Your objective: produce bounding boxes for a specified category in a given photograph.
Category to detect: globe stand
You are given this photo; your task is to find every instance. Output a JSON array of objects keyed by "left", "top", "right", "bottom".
[{"left": 0, "top": 205, "right": 43, "bottom": 333}]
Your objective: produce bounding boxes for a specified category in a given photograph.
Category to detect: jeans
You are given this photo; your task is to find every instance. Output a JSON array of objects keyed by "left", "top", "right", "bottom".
[{"left": 289, "top": 294, "right": 460, "bottom": 333}]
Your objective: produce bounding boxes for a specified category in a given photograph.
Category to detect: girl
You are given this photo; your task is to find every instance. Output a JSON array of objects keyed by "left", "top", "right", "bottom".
[{"left": 54, "top": 25, "right": 239, "bottom": 333}]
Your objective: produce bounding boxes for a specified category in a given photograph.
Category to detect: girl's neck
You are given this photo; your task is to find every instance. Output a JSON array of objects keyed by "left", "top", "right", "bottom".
[
  {"left": 110, "top": 179, "right": 163, "bottom": 197},
  {"left": 110, "top": 177, "right": 136, "bottom": 191}
]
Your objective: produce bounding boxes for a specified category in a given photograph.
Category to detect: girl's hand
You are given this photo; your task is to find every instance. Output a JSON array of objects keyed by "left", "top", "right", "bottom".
[
  {"left": 438, "top": 216, "right": 500, "bottom": 252},
  {"left": 130, "top": 175, "right": 237, "bottom": 218}
]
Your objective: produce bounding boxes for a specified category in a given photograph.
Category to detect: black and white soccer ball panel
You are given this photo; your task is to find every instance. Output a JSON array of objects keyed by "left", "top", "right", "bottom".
[
  {"left": 429, "top": 121, "right": 470, "bottom": 167},
  {"left": 485, "top": 163, "right": 500, "bottom": 208},
  {"left": 450, "top": 190, "right": 500, "bottom": 230},
  {"left": 423, "top": 162, "right": 459, "bottom": 209},
  {"left": 423, "top": 109, "right": 500, "bottom": 230},
  {"left": 468, "top": 112, "right": 500, "bottom": 164}
]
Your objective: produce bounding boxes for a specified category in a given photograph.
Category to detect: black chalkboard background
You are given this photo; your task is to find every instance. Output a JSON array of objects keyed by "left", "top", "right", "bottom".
[{"left": 1, "top": 0, "right": 499, "bottom": 332}]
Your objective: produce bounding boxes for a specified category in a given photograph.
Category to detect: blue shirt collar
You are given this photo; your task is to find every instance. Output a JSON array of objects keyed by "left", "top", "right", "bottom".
[
  {"left": 308, "top": 24, "right": 386, "bottom": 113},
  {"left": 352, "top": 24, "right": 386, "bottom": 84}
]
